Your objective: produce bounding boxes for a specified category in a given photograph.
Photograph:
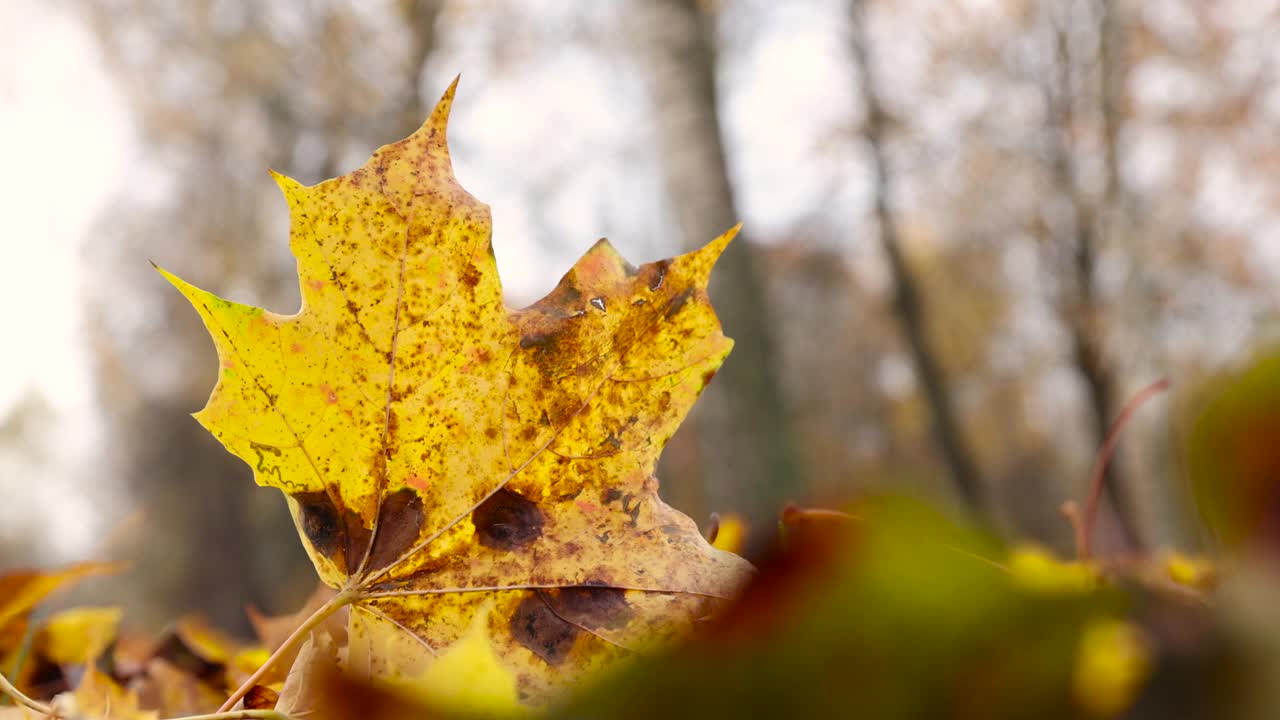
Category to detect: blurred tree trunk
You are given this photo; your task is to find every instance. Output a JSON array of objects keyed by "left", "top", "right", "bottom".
[
  {"left": 631, "top": 0, "right": 804, "bottom": 539},
  {"left": 1042, "top": 0, "right": 1142, "bottom": 550},
  {"left": 847, "top": 0, "right": 988, "bottom": 514},
  {"left": 79, "top": 1, "right": 443, "bottom": 630}
]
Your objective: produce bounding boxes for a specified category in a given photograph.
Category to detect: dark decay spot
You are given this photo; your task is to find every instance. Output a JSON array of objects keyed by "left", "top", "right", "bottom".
[
  {"left": 548, "top": 587, "right": 632, "bottom": 631},
  {"left": 472, "top": 488, "right": 544, "bottom": 550},
  {"left": 648, "top": 260, "right": 670, "bottom": 291},
  {"left": 520, "top": 330, "right": 555, "bottom": 350},
  {"left": 603, "top": 487, "right": 623, "bottom": 504},
  {"left": 485, "top": 427, "right": 499, "bottom": 440},
  {"left": 364, "top": 488, "right": 426, "bottom": 572},
  {"left": 293, "top": 491, "right": 344, "bottom": 569},
  {"left": 561, "top": 283, "right": 583, "bottom": 306},
  {"left": 665, "top": 288, "right": 694, "bottom": 319},
  {"left": 701, "top": 368, "right": 718, "bottom": 387},
  {"left": 622, "top": 494, "right": 642, "bottom": 526},
  {"left": 460, "top": 263, "right": 482, "bottom": 289},
  {"left": 291, "top": 490, "right": 373, "bottom": 575},
  {"left": 510, "top": 595, "right": 578, "bottom": 665}
]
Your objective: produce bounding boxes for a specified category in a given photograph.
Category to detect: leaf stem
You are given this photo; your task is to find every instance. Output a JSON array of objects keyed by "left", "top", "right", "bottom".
[
  {"left": 167, "top": 711, "right": 297, "bottom": 720},
  {"left": 216, "top": 588, "right": 355, "bottom": 714},
  {"left": 1080, "top": 378, "right": 1170, "bottom": 561},
  {"left": 0, "top": 670, "right": 53, "bottom": 717}
]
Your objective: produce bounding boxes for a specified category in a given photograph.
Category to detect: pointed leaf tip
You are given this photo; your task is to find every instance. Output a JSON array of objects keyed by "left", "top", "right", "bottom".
[
  {"left": 152, "top": 263, "right": 187, "bottom": 291},
  {"left": 678, "top": 224, "right": 741, "bottom": 284},
  {"left": 431, "top": 75, "right": 461, "bottom": 125},
  {"left": 269, "top": 169, "right": 307, "bottom": 202},
  {"left": 709, "top": 223, "right": 742, "bottom": 258}
]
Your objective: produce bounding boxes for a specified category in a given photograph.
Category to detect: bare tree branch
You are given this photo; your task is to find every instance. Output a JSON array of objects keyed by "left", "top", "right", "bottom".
[{"left": 848, "top": 0, "right": 988, "bottom": 514}]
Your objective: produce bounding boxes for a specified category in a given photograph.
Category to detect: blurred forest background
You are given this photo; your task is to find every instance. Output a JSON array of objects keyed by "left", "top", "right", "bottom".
[{"left": 1, "top": 0, "right": 1278, "bottom": 634}]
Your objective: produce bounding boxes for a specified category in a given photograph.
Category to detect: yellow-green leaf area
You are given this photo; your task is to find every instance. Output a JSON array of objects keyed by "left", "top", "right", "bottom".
[{"left": 161, "top": 79, "right": 752, "bottom": 706}]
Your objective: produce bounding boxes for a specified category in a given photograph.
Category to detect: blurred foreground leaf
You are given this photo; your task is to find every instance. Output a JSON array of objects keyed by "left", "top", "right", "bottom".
[
  {"left": 1190, "top": 353, "right": 1280, "bottom": 561},
  {"left": 557, "top": 499, "right": 1130, "bottom": 720}
]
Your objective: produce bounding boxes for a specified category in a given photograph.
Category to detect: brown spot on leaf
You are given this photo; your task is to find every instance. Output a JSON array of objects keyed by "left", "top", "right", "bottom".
[
  {"left": 647, "top": 260, "right": 670, "bottom": 291},
  {"left": 291, "top": 489, "right": 373, "bottom": 576},
  {"left": 460, "top": 263, "right": 482, "bottom": 289},
  {"left": 622, "top": 494, "right": 642, "bottom": 526},
  {"left": 364, "top": 488, "right": 426, "bottom": 572},
  {"left": 665, "top": 288, "right": 694, "bottom": 319},
  {"left": 520, "top": 330, "right": 555, "bottom": 351},
  {"left": 472, "top": 488, "right": 544, "bottom": 550},
  {"left": 511, "top": 594, "right": 578, "bottom": 665},
  {"left": 293, "top": 491, "right": 345, "bottom": 570},
  {"left": 548, "top": 587, "right": 632, "bottom": 631}
]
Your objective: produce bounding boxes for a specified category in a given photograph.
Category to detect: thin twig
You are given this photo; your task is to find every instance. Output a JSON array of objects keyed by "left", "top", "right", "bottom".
[
  {"left": 216, "top": 589, "right": 355, "bottom": 714},
  {"left": 1081, "top": 378, "right": 1171, "bottom": 560},
  {"left": 168, "top": 711, "right": 297, "bottom": 720},
  {"left": 165, "top": 707, "right": 294, "bottom": 717},
  {"left": 0, "top": 670, "right": 53, "bottom": 716}
]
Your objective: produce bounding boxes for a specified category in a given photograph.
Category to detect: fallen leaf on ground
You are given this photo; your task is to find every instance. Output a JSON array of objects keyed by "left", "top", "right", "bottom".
[
  {"left": 61, "top": 667, "right": 156, "bottom": 720},
  {"left": 246, "top": 583, "right": 339, "bottom": 651},
  {"left": 0, "top": 563, "right": 121, "bottom": 660},
  {"left": 34, "top": 607, "right": 122, "bottom": 666}
]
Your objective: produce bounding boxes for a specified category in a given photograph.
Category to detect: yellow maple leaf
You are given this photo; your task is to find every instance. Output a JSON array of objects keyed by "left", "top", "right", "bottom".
[{"left": 162, "top": 79, "right": 752, "bottom": 708}]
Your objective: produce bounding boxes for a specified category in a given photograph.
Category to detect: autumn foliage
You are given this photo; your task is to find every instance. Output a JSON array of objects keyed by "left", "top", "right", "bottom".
[{"left": 4, "top": 79, "right": 1280, "bottom": 720}]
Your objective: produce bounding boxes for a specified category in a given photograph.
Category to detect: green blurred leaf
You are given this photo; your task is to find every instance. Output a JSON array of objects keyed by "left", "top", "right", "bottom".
[
  {"left": 1190, "top": 353, "right": 1280, "bottom": 559},
  {"left": 556, "top": 498, "right": 1130, "bottom": 720}
]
